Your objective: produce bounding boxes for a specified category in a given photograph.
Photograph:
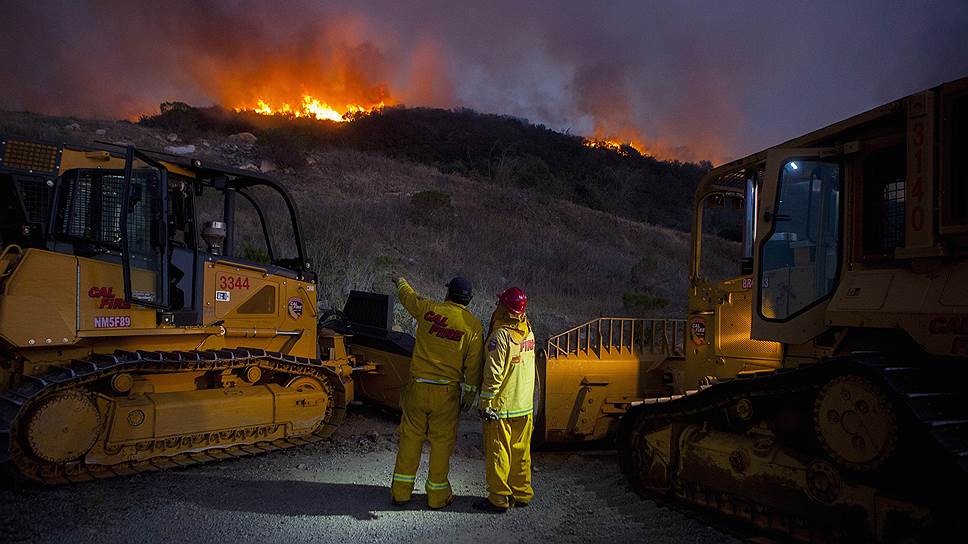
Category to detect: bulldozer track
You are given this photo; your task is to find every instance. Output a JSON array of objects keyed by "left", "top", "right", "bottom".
[
  {"left": 619, "top": 354, "right": 968, "bottom": 540},
  {"left": 0, "top": 347, "right": 347, "bottom": 484}
]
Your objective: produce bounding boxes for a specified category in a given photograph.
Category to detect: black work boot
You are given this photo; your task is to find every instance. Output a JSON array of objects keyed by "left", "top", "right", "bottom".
[
  {"left": 472, "top": 498, "right": 509, "bottom": 513},
  {"left": 513, "top": 500, "right": 530, "bottom": 508}
]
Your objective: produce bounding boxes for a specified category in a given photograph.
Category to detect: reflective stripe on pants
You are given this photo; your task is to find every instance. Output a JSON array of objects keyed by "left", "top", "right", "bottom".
[
  {"left": 391, "top": 380, "right": 459, "bottom": 507},
  {"left": 483, "top": 413, "right": 534, "bottom": 507}
]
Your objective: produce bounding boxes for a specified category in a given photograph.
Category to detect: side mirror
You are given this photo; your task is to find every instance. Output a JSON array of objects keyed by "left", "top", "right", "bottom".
[{"left": 740, "top": 257, "right": 754, "bottom": 275}]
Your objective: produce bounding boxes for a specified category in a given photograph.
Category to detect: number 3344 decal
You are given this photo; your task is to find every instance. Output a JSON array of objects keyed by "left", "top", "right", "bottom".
[{"left": 218, "top": 275, "right": 251, "bottom": 290}]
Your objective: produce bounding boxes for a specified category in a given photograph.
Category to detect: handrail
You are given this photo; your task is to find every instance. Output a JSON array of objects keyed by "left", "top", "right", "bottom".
[
  {"left": 545, "top": 316, "right": 686, "bottom": 360},
  {"left": 0, "top": 244, "right": 24, "bottom": 283}
]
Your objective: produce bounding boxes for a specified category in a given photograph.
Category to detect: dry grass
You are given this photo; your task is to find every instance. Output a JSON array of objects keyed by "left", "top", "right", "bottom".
[
  {"left": 276, "top": 149, "right": 731, "bottom": 335},
  {"left": 0, "top": 111, "right": 736, "bottom": 337}
]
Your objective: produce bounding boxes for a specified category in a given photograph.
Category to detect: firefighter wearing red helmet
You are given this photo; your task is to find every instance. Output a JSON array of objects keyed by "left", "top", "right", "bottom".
[{"left": 474, "top": 287, "right": 536, "bottom": 512}]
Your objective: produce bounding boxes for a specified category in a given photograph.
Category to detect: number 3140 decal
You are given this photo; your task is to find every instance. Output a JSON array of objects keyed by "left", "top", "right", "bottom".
[{"left": 218, "top": 275, "right": 251, "bottom": 290}]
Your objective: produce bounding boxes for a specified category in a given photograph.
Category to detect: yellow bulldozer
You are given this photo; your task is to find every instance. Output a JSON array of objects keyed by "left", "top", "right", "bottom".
[
  {"left": 0, "top": 141, "right": 353, "bottom": 483},
  {"left": 613, "top": 77, "right": 968, "bottom": 540}
]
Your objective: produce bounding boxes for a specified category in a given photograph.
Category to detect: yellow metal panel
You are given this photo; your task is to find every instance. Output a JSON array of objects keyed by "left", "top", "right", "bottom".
[
  {"left": 200, "top": 260, "right": 317, "bottom": 358},
  {"left": 544, "top": 352, "right": 667, "bottom": 441},
  {"left": 102, "top": 384, "right": 325, "bottom": 448},
  {"left": 58, "top": 148, "right": 128, "bottom": 173},
  {"left": 0, "top": 249, "right": 77, "bottom": 347},
  {"left": 106, "top": 395, "right": 156, "bottom": 443},
  {"left": 686, "top": 276, "right": 781, "bottom": 382},
  {"left": 832, "top": 271, "right": 895, "bottom": 310},
  {"left": 280, "top": 273, "right": 317, "bottom": 358},
  {"left": 79, "top": 326, "right": 221, "bottom": 338},
  {"left": 940, "top": 266, "right": 968, "bottom": 307},
  {"left": 570, "top": 384, "right": 608, "bottom": 436},
  {"left": 57, "top": 149, "right": 200, "bottom": 178},
  {"left": 209, "top": 263, "right": 279, "bottom": 321},
  {"left": 130, "top": 371, "right": 205, "bottom": 394},
  {"left": 351, "top": 345, "right": 411, "bottom": 409},
  {"left": 273, "top": 383, "right": 331, "bottom": 432},
  {"left": 77, "top": 256, "right": 156, "bottom": 332},
  {"left": 149, "top": 386, "right": 275, "bottom": 437},
  {"left": 88, "top": 334, "right": 219, "bottom": 354},
  {"left": 715, "top": 289, "right": 782, "bottom": 364},
  {"left": 155, "top": 160, "right": 197, "bottom": 179}
]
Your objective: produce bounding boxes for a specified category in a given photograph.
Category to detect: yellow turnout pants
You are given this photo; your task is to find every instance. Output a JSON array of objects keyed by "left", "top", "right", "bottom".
[
  {"left": 483, "top": 414, "right": 534, "bottom": 507},
  {"left": 391, "top": 380, "right": 460, "bottom": 508}
]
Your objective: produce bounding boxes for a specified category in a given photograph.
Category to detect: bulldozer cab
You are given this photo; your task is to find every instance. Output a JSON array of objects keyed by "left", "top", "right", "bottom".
[
  {"left": 1, "top": 140, "right": 311, "bottom": 316},
  {"left": 688, "top": 163, "right": 783, "bottom": 383},
  {"left": 1, "top": 139, "right": 320, "bottom": 359},
  {"left": 694, "top": 77, "right": 968, "bottom": 363}
]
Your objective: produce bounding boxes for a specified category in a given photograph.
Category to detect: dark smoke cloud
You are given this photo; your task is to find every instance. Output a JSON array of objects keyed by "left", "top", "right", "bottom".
[{"left": 1, "top": 0, "right": 967, "bottom": 162}]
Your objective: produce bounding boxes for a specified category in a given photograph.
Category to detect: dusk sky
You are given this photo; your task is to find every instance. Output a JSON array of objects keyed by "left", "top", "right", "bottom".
[{"left": 1, "top": 0, "right": 967, "bottom": 163}]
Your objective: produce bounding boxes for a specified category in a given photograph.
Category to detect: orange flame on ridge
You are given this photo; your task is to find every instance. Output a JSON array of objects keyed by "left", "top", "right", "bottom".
[
  {"left": 236, "top": 94, "right": 386, "bottom": 122},
  {"left": 583, "top": 137, "right": 648, "bottom": 157}
]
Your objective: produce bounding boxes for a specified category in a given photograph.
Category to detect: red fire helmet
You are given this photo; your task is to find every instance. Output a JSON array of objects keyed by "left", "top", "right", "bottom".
[{"left": 497, "top": 287, "right": 528, "bottom": 314}]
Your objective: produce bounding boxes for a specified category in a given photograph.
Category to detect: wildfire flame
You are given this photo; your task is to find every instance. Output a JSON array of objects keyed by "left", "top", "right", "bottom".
[
  {"left": 236, "top": 94, "right": 386, "bottom": 122},
  {"left": 583, "top": 137, "right": 648, "bottom": 157}
]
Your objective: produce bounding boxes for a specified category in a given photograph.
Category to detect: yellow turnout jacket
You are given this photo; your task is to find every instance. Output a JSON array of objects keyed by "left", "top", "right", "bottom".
[
  {"left": 480, "top": 324, "right": 536, "bottom": 418},
  {"left": 397, "top": 279, "right": 484, "bottom": 389}
]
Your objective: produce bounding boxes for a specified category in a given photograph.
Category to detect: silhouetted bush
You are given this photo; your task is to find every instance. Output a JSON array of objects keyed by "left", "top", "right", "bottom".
[
  {"left": 259, "top": 128, "right": 307, "bottom": 168},
  {"left": 411, "top": 190, "right": 451, "bottom": 210},
  {"left": 140, "top": 103, "right": 255, "bottom": 140}
]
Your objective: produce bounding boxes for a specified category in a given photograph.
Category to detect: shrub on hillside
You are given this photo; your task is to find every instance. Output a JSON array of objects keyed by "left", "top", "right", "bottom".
[
  {"left": 411, "top": 190, "right": 451, "bottom": 210},
  {"left": 622, "top": 291, "right": 670, "bottom": 315},
  {"left": 139, "top": 103, "right": 253, "bottom": 140},
  {"left": 240, "top": 242, "right": 271, "bottom": 264},
  {"left": 259, "top": 128, "right": 308, "bottom": 168},
  {"left": 512, "top": 154, "right": 554, "bottom": 189},
  {"left": 409, "top": 190, "right": 453, "bottom": 226}
]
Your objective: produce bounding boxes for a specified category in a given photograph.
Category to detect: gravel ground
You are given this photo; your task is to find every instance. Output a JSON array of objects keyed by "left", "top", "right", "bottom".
[{"left": 0, "top": 408, "right": 735, "bottom": 544}]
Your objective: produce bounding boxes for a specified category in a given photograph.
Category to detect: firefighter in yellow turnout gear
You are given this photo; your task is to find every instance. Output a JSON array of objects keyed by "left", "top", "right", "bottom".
[
  {"left": 475, "top": 287, "right": 535, "bottom": 512},
  {"left": 391, "top": 277, "right": 484, "bottom": 509}
]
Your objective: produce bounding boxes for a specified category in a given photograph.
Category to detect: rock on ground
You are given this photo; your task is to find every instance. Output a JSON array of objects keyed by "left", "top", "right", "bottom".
[
  {"left": 164, "top": 144, "right": 196, "bottom": 155},
  {"left": 0, "top": 409, "right": 735, "bottom": 544},
  {"left": 228, "top": 131, "right": 258, "bottom": 144}
]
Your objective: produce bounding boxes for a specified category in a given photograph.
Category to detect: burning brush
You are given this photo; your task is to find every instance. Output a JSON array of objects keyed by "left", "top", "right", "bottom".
[{"left": 235, "top": 94, "right": 387, "bottom": 122}]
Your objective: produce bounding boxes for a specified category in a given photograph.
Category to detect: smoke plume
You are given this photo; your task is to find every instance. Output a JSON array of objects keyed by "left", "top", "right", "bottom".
[{"left": 1, "top": 0, "right": 967, "bottom": 163}]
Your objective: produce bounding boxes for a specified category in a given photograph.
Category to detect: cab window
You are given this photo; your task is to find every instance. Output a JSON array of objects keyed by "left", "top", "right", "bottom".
[
  {"left": 760, "top": 160, "right": 841, "bottom": 319},
  {"left": 698, "top": 192, "right": 746, "bottom": 284},
  {"left": 57, "top": 169, "right": 159, "bottom": 254},
  {"left": 861, "top": 146, "right": 905, "bottom": 255},
  {"left": 944, "top": 91, "right": 968, "bottom": 229}
]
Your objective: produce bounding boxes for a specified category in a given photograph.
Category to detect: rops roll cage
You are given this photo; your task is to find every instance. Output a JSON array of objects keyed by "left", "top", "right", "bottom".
[{"left": 113, "top": 143, "right": 312, "bottom": 310}]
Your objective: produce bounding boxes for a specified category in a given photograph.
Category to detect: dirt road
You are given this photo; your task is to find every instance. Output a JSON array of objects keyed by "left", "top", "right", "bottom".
[{"left": 0, "top": 409, "right": 734, "bottom": 543}]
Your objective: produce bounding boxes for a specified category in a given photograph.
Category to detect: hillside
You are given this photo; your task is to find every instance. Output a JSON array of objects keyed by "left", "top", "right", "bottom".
[
  {"left": 138, "top": 103, "right": 713, "bottom": 231},
  {"left": 0, "top": 109, "right": 735, "bottom": 337}
]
